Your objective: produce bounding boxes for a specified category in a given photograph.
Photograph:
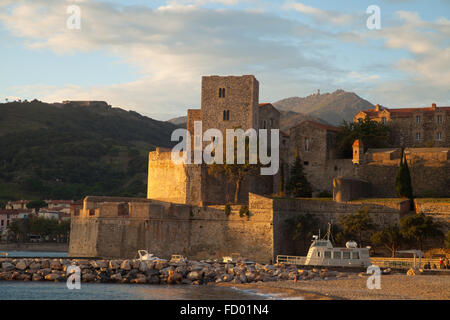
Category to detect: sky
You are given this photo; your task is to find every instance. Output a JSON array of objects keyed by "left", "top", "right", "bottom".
[{"left": 0, "top": 0, "right": 449, "bottom": 120}]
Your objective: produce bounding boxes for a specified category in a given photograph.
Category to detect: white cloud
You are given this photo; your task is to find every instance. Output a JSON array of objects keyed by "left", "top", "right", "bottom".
[{"left": 283, "top": 1, "right": 355, "bottom": 26}]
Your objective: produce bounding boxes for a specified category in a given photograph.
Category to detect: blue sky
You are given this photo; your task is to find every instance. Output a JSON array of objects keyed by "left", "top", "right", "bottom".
[{"left": 0, "top": 0, "right": 449, "bottom": 120}]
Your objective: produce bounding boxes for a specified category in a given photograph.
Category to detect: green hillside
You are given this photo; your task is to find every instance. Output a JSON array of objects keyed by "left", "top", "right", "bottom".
[{"left": 0, "top": 100, "right": 177, "bottom": 201}]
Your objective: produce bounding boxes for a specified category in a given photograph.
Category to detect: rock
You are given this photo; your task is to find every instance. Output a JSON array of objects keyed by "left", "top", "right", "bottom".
[
  {"left": 45, "top": 274, "right": 60, "bottom": 281},
  {"left": 32, "top": 273, "right": 43, "bottom": 281},
  {"left": 120, "top": 260, "right": 132, "bottom": 271},
  {"left": 41, "top": 260, "right": 50, "bottom": 269},
  {"left": 147, "top": 275, "right": 160, "bottom": 284},
  {"left": 109, "top": 260, "right": 120, "bottom": 270},
  {"left": 15, "top": 260, "right": 27, "bottom": 271},
  {"left": 50, "top": 261, "right": 62, "bottom": 270},
  {"left": 145, "top": 269, "right": 160, "bottom": 277},
  {"left": 181, "top": 279, "right": 192, "bottom": 285},
  {"left": 175, "top": 266, "right": 188, "bottom": 277},
  {"left": 0, "top": 272, "right": 12, "bottom": 280},
  {"left": 231, "top": 277, "right": 242, "bottom": 284},
  {"left": 39, "top": 268, "right": 52, "bottom": 276},
  {"left": 2, "top": 262, "right": 15, "bottom": 272},
  {"left": 82, "top": 273, "right": 96, "bottom": 282},
  {"left": 160, "top": 266, "right": 175, "bottom": 276},
  {"left": 132, "top": 260, "right": 140, "bottom": 269},
  {"left": 132, "top": 276, "right": 147, "bottom": 284},
  {"left": 238, "top": 274, "right": 248, "bottom": 283},
  {"left": 187, "top": 271, "right": 202, "bottom": 281},
  {"left": 168, "top": 271, "right": 183, "bottom": 284},
  {"left": 222, "top": 274, "right": 234, "bottom": 282},
  {"left": 138, "top": 261, "right": 148, "bottom": 273},
  {"left": 91, "top": 260, "right": 107, "bottom": 269},
  {"left": 154, "top": 259, "right": 169, "bottom": 270},
  {"left": 18, "top": 273, "right": 32, "bottom": 281},
  {"left": 29, "top": 262, "right": 41, "bottom": 270}
]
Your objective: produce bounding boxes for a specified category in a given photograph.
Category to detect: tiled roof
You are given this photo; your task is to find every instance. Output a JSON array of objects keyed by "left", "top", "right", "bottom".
[
  {"left": 304, "top": 120, "right": 340, "bottom": 132},
  {"left": 259, "top": 103, "right": 281, "bottom": 114},
  {"left": 359, "top": 106, "right": 450, "bottom": 118}
]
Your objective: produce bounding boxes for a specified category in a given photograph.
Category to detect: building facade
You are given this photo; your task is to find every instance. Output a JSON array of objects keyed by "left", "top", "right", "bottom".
[{"left": 354, "top": 103, "right": 450, "bottom": 148}]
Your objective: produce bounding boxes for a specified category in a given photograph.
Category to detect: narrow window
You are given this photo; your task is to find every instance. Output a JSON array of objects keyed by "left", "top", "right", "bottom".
[
  {"left": 222, "top": 88, "right": 226, "bottom": 98},
  {"left": 304, "top": 138, "right": 310, "bottom": 151},
  {"left": 437, "top": 115, "right": 443, "bottom": 124},
  {"left": 416, "top": 132, "right": 421, "bottom": 141},
  {"left": 263, "top": 120, "right": 266, "bottom": 129},
  {"left": 416, "top": 115, "right": 420, "bottom": 124},
  {"left": 437, "top": 132, "right": 442, "bottom": 141},
  {"left": 382, "top": 117, "right": 386, "bottom": 124},
  {"left": 223, "top": 110, "right": 227, "bottom": 120},
  {"left": 227, "top": 110, "right": 230, "bottom": 121}
]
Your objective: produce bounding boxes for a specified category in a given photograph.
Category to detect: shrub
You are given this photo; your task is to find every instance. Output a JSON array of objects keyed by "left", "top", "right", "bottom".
[
  {"left": 224, "top": 203, "right": 231, "bottom": 217},
  {"left": 239, "top": 205, "right": 249, "bottom": 218}
]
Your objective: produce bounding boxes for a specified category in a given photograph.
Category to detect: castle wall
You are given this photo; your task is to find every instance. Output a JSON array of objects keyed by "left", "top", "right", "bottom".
[{"left": 69, "top": 195, "right": 274, "bottom": 263}]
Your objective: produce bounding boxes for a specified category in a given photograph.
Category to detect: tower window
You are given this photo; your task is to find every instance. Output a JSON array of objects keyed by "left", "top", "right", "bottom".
[
  {"left": 223, "top": 110, "right": 230, "bottom": 121},
  {"left": 437, "top": 115, "right": 443, "bottom": 124},
  {"left": 416, "top": 115, "right": 420, "bottom": 124},
  {"left": 304, "top": 138, "right": 310, "bottom": 151},
  {"left": 219, "top": 88, "right": 226, "bottom": 98}
]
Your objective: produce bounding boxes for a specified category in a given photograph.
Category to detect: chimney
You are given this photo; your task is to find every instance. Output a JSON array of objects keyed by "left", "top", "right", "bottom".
[
  {"left": 375, "top": 104, "right": 381, "bottom": 112},
  {"left": 432, "top": 103, "right": 437, "bottom": 110}
]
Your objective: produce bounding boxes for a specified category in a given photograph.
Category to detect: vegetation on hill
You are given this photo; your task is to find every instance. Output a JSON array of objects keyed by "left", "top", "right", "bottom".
[
  {"left": 0, "top": 100, "right": 177, "bottom": 201},
  {"left": 274, "top": 89, "right": 374, "bottom": 125}
]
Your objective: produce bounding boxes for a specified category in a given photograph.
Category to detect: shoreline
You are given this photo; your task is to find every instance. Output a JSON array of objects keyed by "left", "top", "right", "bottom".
[{"left": 0, "top": 243, "right": 68, "bottom": 252}]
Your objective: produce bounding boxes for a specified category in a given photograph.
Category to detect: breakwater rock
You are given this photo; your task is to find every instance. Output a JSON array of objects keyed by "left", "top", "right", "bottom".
[{"left": 0, "top": 257, "right": 350, "bottom": 285}]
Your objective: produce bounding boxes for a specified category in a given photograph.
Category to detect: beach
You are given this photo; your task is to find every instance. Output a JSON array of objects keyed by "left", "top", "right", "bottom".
[{"left": 220, "top": 274, "right": 450, "bottom": 300}]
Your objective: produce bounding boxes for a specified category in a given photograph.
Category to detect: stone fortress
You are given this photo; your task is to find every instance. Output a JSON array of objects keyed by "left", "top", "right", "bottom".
[{"left": 69, "top": 75, "right": 450, "bottom": 262}]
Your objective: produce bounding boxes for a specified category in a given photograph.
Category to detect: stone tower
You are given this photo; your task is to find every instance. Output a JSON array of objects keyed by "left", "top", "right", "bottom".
[
  {"left": 352, "top": 139, "right": 364, "bottom": 164},
  {"left": 200, "top": 75, "right": 259, "bottom": 135}
]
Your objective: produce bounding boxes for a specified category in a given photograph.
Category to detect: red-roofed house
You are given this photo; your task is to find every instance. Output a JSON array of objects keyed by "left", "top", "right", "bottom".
[{"left": 354, "top": 103, "right": 450, "bottom": 147}]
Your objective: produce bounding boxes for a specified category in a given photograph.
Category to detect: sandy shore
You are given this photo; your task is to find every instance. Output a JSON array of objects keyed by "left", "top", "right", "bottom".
[{"left": 217, "top": 274, "right": 450, "bottom": 300}]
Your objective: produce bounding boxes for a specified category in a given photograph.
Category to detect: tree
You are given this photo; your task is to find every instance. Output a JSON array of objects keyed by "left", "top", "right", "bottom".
[
  {"left": 279, "top": 162, "right": 285, "bottom": 196},
  {"left": 26, "top": 200, "right": 48, "bottom": 211},
  {"left": 7, "top": 218, "right": 30, "bottom": 242},
  {"left": 395, "top": 148, "right": 413, "bottom": 203},
  {"left": 289, "top": 213, "right": 326, "bottom": 254},
  {"left": 445, "top": 231, "right": 450, "bottom": 249},
  {"left": 286, "top": 148, "right": 312, "bottom": 197},
  {"left": 208, "top": 135, "right": 260, "bottom": 203},
  {"left": 400, "top": 213, "right": 443, "bottom": 250},
  {"left": 339, "top": 206, "right": 375, "bottom": 247},
  {"left": 370, "top": 224, "right": 405, "bottom": 257},
  {"left": 337, "top": 117, "right": 390, "bottom": 157}
]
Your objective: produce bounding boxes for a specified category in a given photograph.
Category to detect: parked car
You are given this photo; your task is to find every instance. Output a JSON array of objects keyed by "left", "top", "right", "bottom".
[{"left": 29, "top": 235, "right": 43, "bottom": 243}]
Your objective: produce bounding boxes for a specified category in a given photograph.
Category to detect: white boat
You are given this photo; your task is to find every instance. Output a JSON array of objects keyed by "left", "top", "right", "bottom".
[
  {"left": 277, "top": 224, "right": 371, "bottom": 268},
  {"left": 137, "top": 250, "right": 159, "bottom": 261}
]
